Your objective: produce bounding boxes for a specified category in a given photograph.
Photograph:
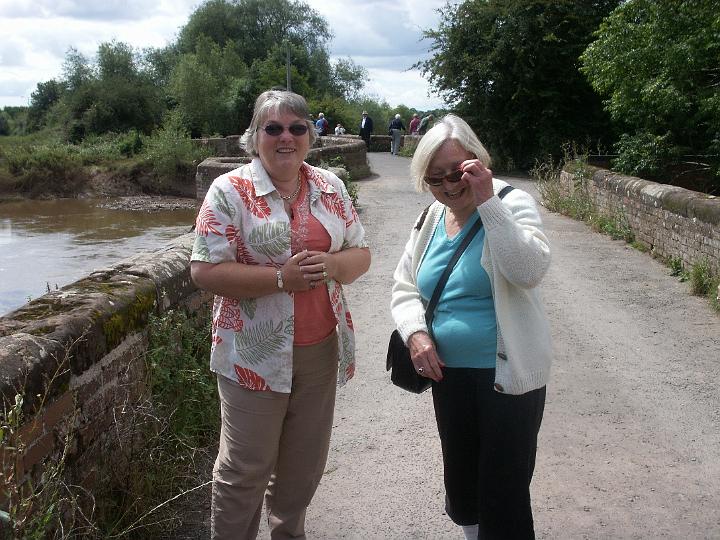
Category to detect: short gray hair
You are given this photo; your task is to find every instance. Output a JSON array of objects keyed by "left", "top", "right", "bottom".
[
  {"left": 241, "top": 90, "right": 317, "bottom": 157},
  {"left": 409, "top": 114, "right": 492, "bottom": 192}
]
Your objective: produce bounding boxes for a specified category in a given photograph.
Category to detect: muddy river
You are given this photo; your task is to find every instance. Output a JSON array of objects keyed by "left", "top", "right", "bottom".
[{"left": 0, "top": 198, "right": 198, "bottom": 316}]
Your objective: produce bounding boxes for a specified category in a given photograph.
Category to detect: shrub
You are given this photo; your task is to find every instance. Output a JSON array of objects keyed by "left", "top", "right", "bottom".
[
  {"left": 94, "top": 308, "right": 217, "bottom": 537},
  {"left": 141, "top": 111, "right": 210, "bottom": 190},
  {"left": 322, "top": 156, "right": 359, "bottom": 205},
  {"left": 689, "top": 259, "right": 717, "bottom": 297},
  {"left": 3, "top": 144, "right": 87, "bottom": 196}
]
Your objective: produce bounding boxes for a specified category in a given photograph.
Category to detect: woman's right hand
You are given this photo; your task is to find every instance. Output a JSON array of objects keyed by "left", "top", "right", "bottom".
[
  {"left": 280, "top": 250, "right": 315, "bottom": 292},
  {"left": 407, "top": 331, "right": 445, "bottom": 382}
]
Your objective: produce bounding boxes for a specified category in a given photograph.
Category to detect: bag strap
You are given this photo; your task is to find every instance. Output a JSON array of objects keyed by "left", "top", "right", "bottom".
[
  {"left": 425, "top": 214, "right": 482, "bottom": 330},
  {"left": 424, "top": 184, "right": 515, "bottom": 330}
]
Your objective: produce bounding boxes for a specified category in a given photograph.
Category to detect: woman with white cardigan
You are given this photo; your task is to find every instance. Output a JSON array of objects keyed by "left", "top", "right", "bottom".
[{"left": 390, "top": 115, "right": 553, "bottom": 540}]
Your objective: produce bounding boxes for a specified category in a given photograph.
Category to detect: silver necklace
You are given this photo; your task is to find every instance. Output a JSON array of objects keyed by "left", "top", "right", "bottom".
[{"left": 279, "top": 175, "right": 301, "bottom": 201}]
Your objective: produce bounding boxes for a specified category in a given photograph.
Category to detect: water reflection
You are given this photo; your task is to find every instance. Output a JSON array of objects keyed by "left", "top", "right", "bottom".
[{"left": 0, "top": 198, "right": 198, "bottom": 316}]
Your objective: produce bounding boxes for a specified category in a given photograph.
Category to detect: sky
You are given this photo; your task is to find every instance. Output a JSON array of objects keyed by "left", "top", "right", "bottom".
[{"left": 0, "top": 0, "right": 450, "bottom": 111}]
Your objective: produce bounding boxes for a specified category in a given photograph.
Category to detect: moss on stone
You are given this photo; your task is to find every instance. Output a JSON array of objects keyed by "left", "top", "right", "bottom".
[
  {"left": 102, "top": 290, "right": 157, "bottom": 349},
  {"left": 12, "top": 297, "right": 82, "bottom": 321},
  {"left": 25, "top": 325, "right": 58, "bottom": 336}
]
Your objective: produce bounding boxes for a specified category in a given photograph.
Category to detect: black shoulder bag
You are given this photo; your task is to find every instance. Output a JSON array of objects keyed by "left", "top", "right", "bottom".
[{"left": 386, "top": 185, "right": 514, "bottom": 393}]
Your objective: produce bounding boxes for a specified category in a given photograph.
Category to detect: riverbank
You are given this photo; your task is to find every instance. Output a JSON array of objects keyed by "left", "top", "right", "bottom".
[{"left": 0, "top": 164, "right": 199, "bottom": 211}]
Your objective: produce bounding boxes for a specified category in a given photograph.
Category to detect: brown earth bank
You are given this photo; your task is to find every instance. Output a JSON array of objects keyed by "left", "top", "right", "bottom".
[{"left": 0, "top": 165, "right": 199, "bottom": 211}]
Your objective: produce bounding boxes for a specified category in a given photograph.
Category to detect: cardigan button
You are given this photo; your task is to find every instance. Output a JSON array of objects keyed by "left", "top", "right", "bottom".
[
  {"left": 494, "top": 383, "right": 505, "bottom": 392},
  {"left": 497, "top": 352, "right": 508, "bottom": 361}
]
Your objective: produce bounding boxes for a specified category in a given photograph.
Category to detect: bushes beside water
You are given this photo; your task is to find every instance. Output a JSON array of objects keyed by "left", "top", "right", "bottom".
[{"left": 0, "top": 125, "right": 210, "bottom": 197}]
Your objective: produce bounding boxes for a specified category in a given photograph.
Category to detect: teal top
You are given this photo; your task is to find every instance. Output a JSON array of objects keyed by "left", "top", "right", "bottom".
[{"left": 416, "top": 210, "right": 497, "bottom": 368}]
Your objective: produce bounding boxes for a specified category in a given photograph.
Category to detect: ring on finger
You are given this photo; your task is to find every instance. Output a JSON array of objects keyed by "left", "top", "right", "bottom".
[{"left": 322, "top": 270, "right": 328, "bottom": 280}]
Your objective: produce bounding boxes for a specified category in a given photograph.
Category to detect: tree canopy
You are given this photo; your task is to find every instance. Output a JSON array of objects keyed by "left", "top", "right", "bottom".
[
  {"left": 581, "top": 0, "right": 720, "bottom": 181},
  {"left": 418, "top": 0, "right": 618, "bottom": 168},
  {"left": 15, "top": 0, "right": 372, "bottom": 140}
]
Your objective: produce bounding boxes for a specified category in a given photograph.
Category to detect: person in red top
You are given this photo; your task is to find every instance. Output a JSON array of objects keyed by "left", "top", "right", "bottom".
[
  {"left": 409, "top": 113, "right": 420, "bottom": 135},
  {"left": 191, "top": 89, "right": 370, "bottom": 539}
]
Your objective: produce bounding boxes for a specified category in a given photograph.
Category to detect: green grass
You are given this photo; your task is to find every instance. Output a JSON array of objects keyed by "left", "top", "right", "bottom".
[
  {"left": 2, "top": 308, "right": 219, "bottom": 539},
  {"left": 534, "top": 156, "right": 720, "bottom": 314},
  {"left": 93, "top": 308, "right": 218, "bottom": 538}
]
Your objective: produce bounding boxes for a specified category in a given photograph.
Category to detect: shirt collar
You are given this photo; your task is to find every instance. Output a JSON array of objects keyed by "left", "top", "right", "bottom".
[{"left": 249, "top": 158, "right": 337, "bottom": 198}]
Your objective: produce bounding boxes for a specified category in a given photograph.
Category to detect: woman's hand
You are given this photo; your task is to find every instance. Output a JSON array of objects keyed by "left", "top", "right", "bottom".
[
  {"left": 407, "top": 331, "right": 445, "bottom": 382},
  {"left": 280, "top": 251, "right": 316, "bottom": 291},
  {"left": 298, "top": 250, "right": 336, "bottom": 289},
  {"left": 460, "top": 159, "right": 494, "bottom": 205}
]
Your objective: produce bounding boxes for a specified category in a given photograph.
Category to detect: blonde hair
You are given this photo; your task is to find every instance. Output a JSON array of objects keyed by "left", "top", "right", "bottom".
[{"left": 409, "top": 114, "right": 492, "bottom": 192}]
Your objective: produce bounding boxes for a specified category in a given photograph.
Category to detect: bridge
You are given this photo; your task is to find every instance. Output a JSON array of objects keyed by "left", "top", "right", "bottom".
[
  {"left": 2, "top": 151, "right": 719, "bottom": 538},
  {"left": 247, "top": 153, "right": 720, "bottom": 539}
]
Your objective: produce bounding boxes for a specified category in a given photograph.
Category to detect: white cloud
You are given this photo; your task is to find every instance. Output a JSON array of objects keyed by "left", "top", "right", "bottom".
[
  {"left": 0, "top": 0, "right": 448, "bottom": 110},
  {"left": 366, "top": 67, "right": 444, "bottom": 111},
  {"left": 0, "top": 0, "right": 179, "bottom": 21}
]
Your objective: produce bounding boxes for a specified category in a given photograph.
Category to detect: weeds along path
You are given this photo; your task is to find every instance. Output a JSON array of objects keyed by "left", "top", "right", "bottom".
[{"left": 247, "top": 153, "right": 720, "bottom": 539}]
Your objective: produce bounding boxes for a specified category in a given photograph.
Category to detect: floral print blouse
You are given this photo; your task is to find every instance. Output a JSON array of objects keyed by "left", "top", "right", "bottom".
[{"left": 191, "top": 158, "right": 368, "bottom": 393}]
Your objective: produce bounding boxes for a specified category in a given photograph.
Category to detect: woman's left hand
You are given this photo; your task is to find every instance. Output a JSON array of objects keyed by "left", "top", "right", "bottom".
[
  {"left": 299, "top": 250, "right": 336, "bottom": 289},
  {"left": 460, "top": 159, "right": 494, "bottom": 205}
]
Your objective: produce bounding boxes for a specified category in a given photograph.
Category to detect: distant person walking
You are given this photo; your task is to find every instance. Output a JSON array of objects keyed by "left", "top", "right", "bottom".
[
  {"left": 359, "top": 111, "right": 374, "bottom": 147},
  {"left": 315, "top": 112, "right": 329, "bottom": 136},
  {"left": 418, "top": 114, "right": 434, "bottom": 136},
  {"left": 388, "top": 114, "right": 406, "bottom": 155},
  {"left": 409, "top": 113, "right": 420, "bottom": 135}
]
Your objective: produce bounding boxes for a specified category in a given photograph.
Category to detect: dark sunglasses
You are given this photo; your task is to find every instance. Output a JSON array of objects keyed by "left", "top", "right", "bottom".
[
  {"left": 423, "top": 168, "right": 464, "bottom": 187},
  {"left": 259, "top": 123, "right": 309, "bottom": 137}
]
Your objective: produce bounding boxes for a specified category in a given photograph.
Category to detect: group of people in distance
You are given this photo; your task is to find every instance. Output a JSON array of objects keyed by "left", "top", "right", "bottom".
[
  {"left": 312, "top": 110, "right": 436, "bottom": 154},
  {"left": 192, "top": 88, "right": 552, "bottom": 540}
]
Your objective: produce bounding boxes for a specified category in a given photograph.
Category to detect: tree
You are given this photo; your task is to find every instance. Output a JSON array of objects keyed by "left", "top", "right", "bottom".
[
  {"left": 418, "top": 0, "right": 618, "bottom": 168},
  {"left": 143, "top": 45, "right": 181, "bottom": 89},
  {"left": 169, "top": 0, "right": 348, "bottom": 136},
  {"left": 58, "top": 42, "right": 163, "bottom": 140},
  {"left": 581, "top": 0, "right": 720, "bottom": 181},
  {"left": 169, "top": 42, "right": 229, "bottom": 137},
  {"left": 62, "top": 48, "right": 93, "bottom": 93},
  {"left": 330, "top": 58, "right": 367, "bottom": 101},
  {"left": 27, "top": 79, "right": 65, "bottom": 130},
  {"left": 0, "top": 111, "right": 9, "bottom": 136},
  {"left": 177, "top": 0, "right": 330, "bottom": 64}
]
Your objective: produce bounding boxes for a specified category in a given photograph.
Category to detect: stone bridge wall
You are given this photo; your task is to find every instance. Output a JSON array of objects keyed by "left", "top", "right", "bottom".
[
  {"left": 195, "top": 136, "right": 372, "bottom": 200},
  {"left": 559, "top": 166, "right": 720, "bottom": 274},
  {"left": 0, "top": 233, "right": 206, "bottom": 504}
]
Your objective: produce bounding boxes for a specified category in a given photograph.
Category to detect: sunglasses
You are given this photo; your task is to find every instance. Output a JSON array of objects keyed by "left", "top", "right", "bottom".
[
  {"left": 423, "top": 168, "right": 464, "bottom": 187},
  {"left": 259, "top": 123, "right": 309, "bottom": 137}
]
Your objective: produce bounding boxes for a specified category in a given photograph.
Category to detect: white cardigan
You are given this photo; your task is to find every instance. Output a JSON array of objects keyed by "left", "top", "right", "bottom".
[{"left": 390, "top": 179, "right": 553, "bottom": 395}]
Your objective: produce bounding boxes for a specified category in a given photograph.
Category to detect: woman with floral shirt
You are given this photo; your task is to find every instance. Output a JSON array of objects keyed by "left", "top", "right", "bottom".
[{"left": 191, "top": 89, "right": 370, "bottom": 540}]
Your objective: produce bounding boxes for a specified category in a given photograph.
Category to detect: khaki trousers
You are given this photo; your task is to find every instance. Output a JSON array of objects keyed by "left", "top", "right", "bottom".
[{"left": 211, "top": 332, "right": 338, "bottom": 540}]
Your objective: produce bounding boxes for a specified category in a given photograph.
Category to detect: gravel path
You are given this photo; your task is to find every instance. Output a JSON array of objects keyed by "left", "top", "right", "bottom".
[{"left": 193, "top": 152, "right": 720, "bottom": 539}]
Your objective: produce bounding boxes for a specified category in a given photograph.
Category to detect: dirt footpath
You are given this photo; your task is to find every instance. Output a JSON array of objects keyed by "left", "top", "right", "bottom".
[{"left": 258, "top": 152, "right": 720, "bottom": 539}]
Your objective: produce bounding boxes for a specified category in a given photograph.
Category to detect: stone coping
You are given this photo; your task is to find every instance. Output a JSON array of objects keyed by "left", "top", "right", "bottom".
[
  {"left": 577, "top": 166, "right": 720, "bottom": 226},
  {"left": 0, "top": 233, "right": 197, "bottom": 413}
]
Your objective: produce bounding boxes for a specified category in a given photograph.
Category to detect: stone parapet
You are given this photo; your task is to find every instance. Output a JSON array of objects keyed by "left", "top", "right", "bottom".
[
  {"left": 195, "top": 137, "right": 370, "bottom": 200},
  {"left": 559, "top": 166, "right": 720, "bottom": 279},
  {"left": 0, "top": 233, "right": 209, "bottom": 499},
  {"left": 191, "top": 135, "right": 243, "bottom": 156}
]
